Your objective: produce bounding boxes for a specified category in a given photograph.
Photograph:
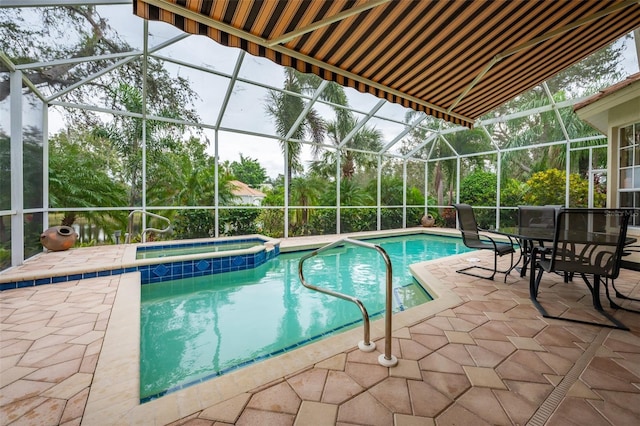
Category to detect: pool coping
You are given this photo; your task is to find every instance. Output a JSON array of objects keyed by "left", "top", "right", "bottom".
[
  {"left": 0, "top": 234, "right": 282, "bottom": 290},
  {"left": 81, "top": 229, "right": 474, "bottom": 425}
]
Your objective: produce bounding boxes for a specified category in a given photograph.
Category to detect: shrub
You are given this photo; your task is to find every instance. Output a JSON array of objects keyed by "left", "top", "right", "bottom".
[
  {"left": 172, "top": 210, "right": 215, "bottom": 239},
  {"left": 500, "top": 178, "right": 525, "bottom": 207},
  {"left": 523, "top": 168, "right": 604, "bottom": 207},
  {"left": 460, "top": 171, "right": 497, "bottom": 228},
  {"left": 460, "top": 171, "right": 497, "bottom": 206},
  {"left": 219, "top": 208, "right": 260, "bottom": 236}
]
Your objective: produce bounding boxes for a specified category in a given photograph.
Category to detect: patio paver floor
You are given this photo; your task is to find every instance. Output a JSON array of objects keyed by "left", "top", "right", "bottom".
[{"left": 2, "top": 233, "right": 640, "bottom": 425}]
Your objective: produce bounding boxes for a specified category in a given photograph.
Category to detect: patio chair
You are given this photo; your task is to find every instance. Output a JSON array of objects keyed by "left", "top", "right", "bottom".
[
  {"left": 453, "top": 203, "right": 516, "bottom": 282},
  {"left": 529, "top": 208, "right": 632, "bottom": 330},
  {"left": 518, "top": 205, "right": 558, "bottom": 229},
  {"left": 609, "top": 243, "right": 640, "bottom": 309},
  {"left": 517, "top": 205, "right": 567, "bottom": 279}
]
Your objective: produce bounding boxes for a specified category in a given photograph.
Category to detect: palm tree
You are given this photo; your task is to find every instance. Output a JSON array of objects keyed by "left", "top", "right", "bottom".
[
  {"left": 289, "top": 175, "right": 324, "bottom": 232},
  {"left": 319, "top": 178, "right": 373, "bottom": 207},
  {"left": 264, "top": 68, "right": 326, "bottom": 195},
  {"left": 48, "top": 130, "right": 128, "bottom": 232},
  {"left": 310, "top": 114, "right": 383, "bottom": 180}
]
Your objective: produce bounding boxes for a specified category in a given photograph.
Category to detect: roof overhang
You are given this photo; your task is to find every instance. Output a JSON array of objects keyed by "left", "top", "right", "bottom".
[
  {"left": 575, "top": 73, "right": 640, "bottom": 133},
  {"left": 133, "top": 0, "right": 640, "bottom": 127}
]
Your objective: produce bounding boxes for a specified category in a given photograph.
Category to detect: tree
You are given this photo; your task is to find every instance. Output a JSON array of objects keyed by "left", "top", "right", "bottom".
[
  {"left": 310, "top": 114, "right": 383, "bottom": 181},
  {"left": 48, "top": 130, "right": 128, "bottom": 228},
  {"left": 91, "top": 83, "right": 198, "bottom": 206},
  {"left": 366, "top": 175, "right": 427, "bottom": 228},
  {"left": 144, "top": 135, "right": 234, "bottom": 208},
  {"left": 230, "top": 154, "right": 267, "bottom": 187},
  {"left": 264, "top": 68, "right": 325, "bottom": 192},
  {"left": 1, "top": 5, "right": 201, "bottom": 218},
  {"left": 289, "top": 175, "right": 324, "bottom": 233},
  {"left": 219, "top": 208, "right": 261, "bottom": 236},
  {"left": 0, "top": 6, "right": 200, "bottom": 123},
  {"left": 259, "top": 182, "right": 285, "bottom": 237},
  {"left": 399, "top": 110, "right": 493, "bottom": 209},
  {"left": 488, "top": 41, "right": 627, "bottom": 182}
]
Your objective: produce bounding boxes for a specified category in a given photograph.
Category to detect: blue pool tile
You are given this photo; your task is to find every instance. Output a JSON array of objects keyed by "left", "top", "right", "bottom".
[
  {"left": 1, "top": 282, "right": 17, "bottom": 291},
  {"left": 183, "top": 262, "right": 195, "bottom": 276},
  {"left": 111, "top": 268, "right": 124, "bottom": 275},
  {"left": 196, "top": 260, "right": 210, "bottom": 272},
  {"left": 82, "top": 272, "right": 97, "bottom": 279},
  {"left": 97, "top": 270, "right": 110, "bottom": 277},
  {"left": 211, "top": 259, "right": 222, "bottom": 273},
  {"left": 52, "top": 275, "right": 69, "bottom": 283},
  {"left": 235, "top": 359, "right": 254, "bottom": 369},
  {"left": 68, "top": 274, "right": 82, "bottom": 281},
  {"left": 35, "top": 277, "right": 51, "bottom": 285},
  {"left": 125, "top": 267, "right": 137, "bottom": 273},
  {"left": 148, "top": 275, "right": 163, "bottom": 284},
  {"left": 170, "top": 263, "right": 183, "bottom": 278},
  {"left": 152, "top": 264, "right": 169, "bottom": 277},
  {"left": 283, "top": 343, "right": 298, "bottom": 352},
  {"left": 253, "top": 353, "right": 270, "bottom": 362},
  {"left": 17, "top": 280, "right": 34, "bottom": 288}
]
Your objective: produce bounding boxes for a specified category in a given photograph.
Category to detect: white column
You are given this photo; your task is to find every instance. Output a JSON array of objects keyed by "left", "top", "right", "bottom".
[{"left": 10, "top": 71, "right": 24, "bottom": 266}]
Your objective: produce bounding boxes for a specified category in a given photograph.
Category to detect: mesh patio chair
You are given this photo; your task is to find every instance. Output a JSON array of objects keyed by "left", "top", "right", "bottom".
[
  {"left": 607, "top": 243, "right": 640, "bottom": 311},
  {"left": 518, "top": 205, "right": 558, "bottom": 229},
  {"left": 453, "top": 203, "right": 516, "bottom": 282},
  {"left": 529, "top": 208, "right": 632, "bottom": 330},
  {"left": 516, "top": 206, "right": 559, "bottom": 276}
]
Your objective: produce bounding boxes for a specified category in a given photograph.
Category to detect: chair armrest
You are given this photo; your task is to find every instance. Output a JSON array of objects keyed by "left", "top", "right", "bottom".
[{"left": 477, "top": 228, "right": 516, "bottom": 248}]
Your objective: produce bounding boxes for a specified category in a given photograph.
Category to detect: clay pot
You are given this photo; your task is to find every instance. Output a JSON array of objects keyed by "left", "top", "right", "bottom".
[
  {"left": 421, "top": 214, "right": 435, "bottom": 227},
  {"left": 40, "top": 226, "right": 78, "bottom": 251}
]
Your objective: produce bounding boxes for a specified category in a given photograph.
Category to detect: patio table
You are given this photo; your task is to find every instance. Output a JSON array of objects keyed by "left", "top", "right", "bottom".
[
  {"left": 489, "top": 226, "right": 637, "bottom": 278},
  {"left": 487, "top": 226, "right": 555, "bottom": 277}
]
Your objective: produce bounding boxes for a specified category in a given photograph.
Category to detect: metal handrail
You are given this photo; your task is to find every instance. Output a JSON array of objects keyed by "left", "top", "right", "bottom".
[
  {"left": 125, "top": 210, "right": 171, "bottom": 243},
  {"left": 298, "top": 237, "right": 398, "bottom": 367}
]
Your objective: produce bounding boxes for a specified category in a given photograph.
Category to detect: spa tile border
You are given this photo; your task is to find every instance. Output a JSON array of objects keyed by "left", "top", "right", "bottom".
[{"left": 0, "top": 246, "right": 280, "bottom": 290}]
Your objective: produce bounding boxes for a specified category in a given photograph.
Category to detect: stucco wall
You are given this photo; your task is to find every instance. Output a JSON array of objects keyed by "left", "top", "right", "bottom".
[{"left": 607, "top": 96, "right": 640, "bottom": 236}]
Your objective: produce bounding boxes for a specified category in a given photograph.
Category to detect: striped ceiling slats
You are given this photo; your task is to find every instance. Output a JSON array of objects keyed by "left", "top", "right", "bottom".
[{"left": 133, "top": 0, "right": 640, "bottom": 127}]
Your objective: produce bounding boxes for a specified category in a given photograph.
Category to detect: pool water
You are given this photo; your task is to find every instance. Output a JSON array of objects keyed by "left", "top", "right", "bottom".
[
  {"left": 140, "top": 233, "right": 473, "bottom": 401},
  {"left": 136, "top": 241, "right": 263, "bottom": 259}
]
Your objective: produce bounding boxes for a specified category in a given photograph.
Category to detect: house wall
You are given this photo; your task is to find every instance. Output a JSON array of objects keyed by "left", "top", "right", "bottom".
[
  {"left": 606, "top": 96, "right": 640, "bottom": 237},
  {"left": 607, "top": 96, "right": 640, "bottom": 206}
]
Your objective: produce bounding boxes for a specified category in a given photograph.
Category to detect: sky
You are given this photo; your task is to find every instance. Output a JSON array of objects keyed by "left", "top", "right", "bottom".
[
  {"left": 31, "top": 3, "right": 418, "bottom": 179},
  {"left": 3, "top": 4, "right": 639, "bottom": 180}
]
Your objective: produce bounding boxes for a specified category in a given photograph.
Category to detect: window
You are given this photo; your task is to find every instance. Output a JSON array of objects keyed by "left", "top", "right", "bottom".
[{"left": 619, "top": 122, "right": 640, "bottom": 226}]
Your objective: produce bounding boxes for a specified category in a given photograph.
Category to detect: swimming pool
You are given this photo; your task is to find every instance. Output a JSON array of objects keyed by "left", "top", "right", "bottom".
[{"left": 140, "top": 233, "right": 473, "bottom": 401}]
